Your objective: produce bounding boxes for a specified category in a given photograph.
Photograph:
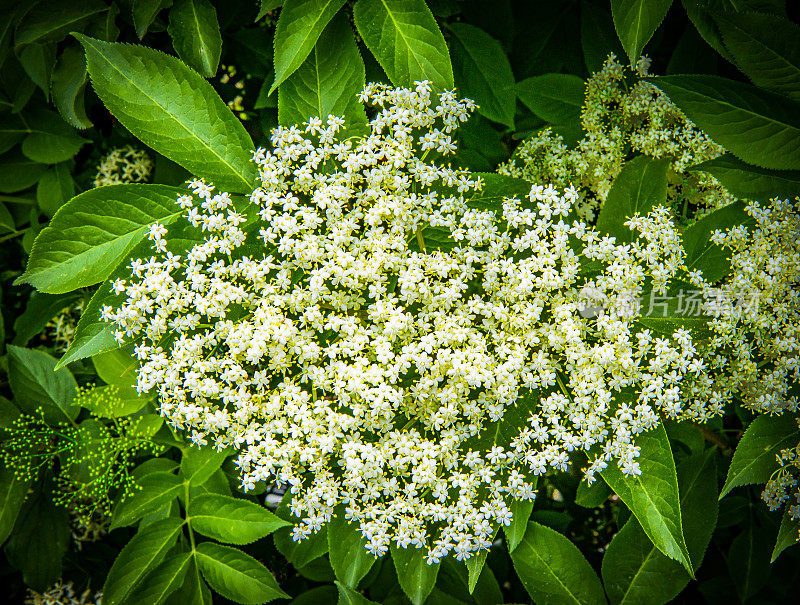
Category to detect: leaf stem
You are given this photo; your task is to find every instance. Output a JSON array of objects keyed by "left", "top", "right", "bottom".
[{"left": 0, "top": 195, "right": 35, "bottom": 205}]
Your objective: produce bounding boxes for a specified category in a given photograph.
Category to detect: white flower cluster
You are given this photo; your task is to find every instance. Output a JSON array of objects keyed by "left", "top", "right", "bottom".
[
  {"left": 500, "top": 54, "right": 734, "bottom": 220},
  {"left": 688, "top": 198, "right": 800, "bottom": 415},
  {"left": 105, "top": 83, "right": 726, "bottom": 562},
  {"left": 93, "top": 145, "right": 153, "bottom": 187}
]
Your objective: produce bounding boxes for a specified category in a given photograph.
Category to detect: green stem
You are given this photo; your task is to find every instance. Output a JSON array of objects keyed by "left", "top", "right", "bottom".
[
  {"left": 0, "top": 195, "right": 35, "bottom": 205},
  {"left": 184, "top": 481, "right": 197, "bottom": 552},
  {"left": 0, "top": 230, "right": 25, "bottom": 243},
  {"left": 416, "top": 228, "right": 426, "bottom": 253},
  {"left": 555, "top": 371, "right": 572, "bottom": 402}
]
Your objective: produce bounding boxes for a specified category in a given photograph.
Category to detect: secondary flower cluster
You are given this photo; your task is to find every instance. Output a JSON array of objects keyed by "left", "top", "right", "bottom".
[
  {"left": 762, "top": 421, "right": 800, "bottom": 536},
  {"left": 25, "top": 582, "right": 101, "bottom": 605},
  {"left": 105, "top": 83, "right": 727, "bottom": 562},
  {"left": 688, "top": 198, "right": 800, "bottom": 415},
  {"left": 499, "top": 54, "right": 733, "bottom": 220},
  {"left": 93, "top": 145, "right": 153, "bottom": 187}
]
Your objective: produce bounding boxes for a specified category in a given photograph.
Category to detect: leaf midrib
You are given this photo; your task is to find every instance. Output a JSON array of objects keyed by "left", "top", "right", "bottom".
[
  {"left": 22, "top": 197, "right": 182, "bottom": 284},
  {"left": 627, "top": 473, "right": 691, "bottom": 569},
  {"left": 188, "top": 0, "right": 215, "bottom": 73},
  {"left": 271, "top": 0, "right": 342, "bottom": 92},
  {"left": 380, "top": 0, "right": 429, "bottom": 78},
  {"left": 620, "top": 457, "right": 709, "bottom": 602},
  {"left": 16, "top": 7, "right": 107, "bottom": 47},
  {"left": 724, "top": 17, "right": 800, "bottom": 79},
  {"left": 661, "top": 78, "right": 800, "bottom": 133},
  {"left": 525, "top": 543, "right": 583, "bottom": 604},
  {"left": 84, "top": 38, "right": 251, "bottom": 191}
]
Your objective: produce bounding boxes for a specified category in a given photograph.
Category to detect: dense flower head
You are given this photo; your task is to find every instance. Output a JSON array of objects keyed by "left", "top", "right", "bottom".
[
  {"left": 500, "top": 54, "right": 734, "bottom": 220},
  {"left": 93, "top": 145, "right": 153, "bottom": 187},
  {"left": 104, "top": 82, "right": 730, "bottom": 562},
  {"left": 688, "top": 197, "right": 800, "bottom": 415}
]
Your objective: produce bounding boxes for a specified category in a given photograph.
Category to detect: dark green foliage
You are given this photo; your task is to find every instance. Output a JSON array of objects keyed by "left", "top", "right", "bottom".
[{"left": 0, "top": 2, "right": 799, "bottom": 604}]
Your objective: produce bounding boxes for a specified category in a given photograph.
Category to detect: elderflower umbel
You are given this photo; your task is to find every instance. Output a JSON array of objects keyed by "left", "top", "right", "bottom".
[
  {"left": 106, "top": 82, "right": 726, "bottom": 562},
  {"left": 93, "top": 145, "right": 153, "bottom": 187},
  {"left": 500, "top": 54, "right": 734, "bottom": 221},
  {"left": 688, "top": 198, "right": 800, "bottom": 415}
]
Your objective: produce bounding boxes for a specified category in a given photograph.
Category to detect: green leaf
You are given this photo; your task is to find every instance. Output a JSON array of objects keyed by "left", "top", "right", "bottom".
[
  {"left": 0, "top": 149, "right": 47, "bottom": 193},
  {"left": 465, "top": 390, "right": 540, "bottom": 452},
  {"left": 128, "top": 414, "right": 164, "bottom": 439},
  {"left": 353, "top": 0, "right": 454, "bottom": 91},
  {"left": 7, "top": 345, "right": 78, "bottom": 423},
  {"left": 720, "top": 414, "right": 800, "bottom": 498},
  {"left": 504, "top": 499, "right": 534, "bottom": 553},
  {"left": 0, "top": 202, "right": 14, "bottom": 232},
  {"left": 274, "top": 503, "right": 330, "bottom": 568},
  {"left": 516, "top": 73, "right": 584, "bottom": 143},
  {"left": 602, "top": 449, "right": 718, "bottom": 604},
  {"left": 126, "top": 552, "right": 193, "bottom": 605},
  {"left": 36, "top": 161, "right": 75, "bottom": 218},
  {"left": 168, "top": 0, "right": 222, "bottom": 78},
  {"left": 327, "top": 511, "right": 376, "bottom": 588},
  {"left": 103, "top": 517, "right": 184, "bottom": 605},
  {"left": 728, "top": 522, "right": 771, "bottom": 602},
  {"left": 771, "top": 509, "right": 800, "bottom": 563},
  {"left": 277, "top": 12, "right": 367, "bottom": 128},
  {"left": 110, "top": 471, "right": 183, "bottom": 530},
  {"left": 510, "top": 521, "right": 606, "bottom": 605},
  {"left": 681, "top": 0, "right": 731, "bottom": 62},
  {"left": 18, "top": 42, "right": 57, "bottom": 99},
  {"left": 4, "top": 486, "right": 70, "bottom": 591},
  {"left": 682, "top": 200, "right": 752, "bottom": 283},
  {"left": 448, "top": 23, "right": 515, "bottom": 129},
  {"left": 465, "top": 526, "right": 498, "bottom": 594},
  {"left": 195, "top": 541, "right": 289, "bottom": 604},
  {"left": 0, "top": 113, "right": 27, "bottom": 154},
  {"left": 645, "top": 74, "right": 800, "bottom": 170},
  {"left": 181, "top": 445, "right": 230, "bottom": 487},
  {"left": 575, "top": 476, "right": 612, "bottom": 508},
  {"left": 269, "top": 0, "right": 347, "bottom": 94},
  {"left": 165, "top": 558, "right": 213, "bottom": 605},
  {"left": 132, "top": 0, "right": 172, "bottom": 39},
  {"left": 715, "top": 12, "right": 800, "bottom": 102},
  {"left": 21, "top": 109, "right": 88, "bottom": 163},
  {"left": 581, "top": 1, "right": 626, "bottom": 74},
  {"left": 611, "top": 0, "right": 672, "bottom": 65},
  {"left": 258, "top": 1, "right": 284, "bottom": 22},
  {"left": 390, "top": 545, "right": 439, "bottom": 605},
  {"left": 516, "top": 73, "right": 585, "bottom": 124},
  {"left": 75, "top": 34, "right": 257, "bottom": 192},
  {"left": 16, "top": 184, "right": 185, "bottom": 294},
  {"left": 0, "top": 466, "right": 31, "bottom": 544},
  {"left": 12, "top": 291, "right": 82, "bottom": 346},
  {"left": 601, "top": 423, "right": 693, "bottom": 576},
  {"left": 188, "top": 493, "right": 289, "bottom": 545},
  {"left": 689, "top": 153, "right": 800, "bottom": 201},
  {"left": 595, "top": 155, "right": 669, "bottom": 243},
  {"left": 92, "top": 344, "right": 142, "bottom": 399},
  {"left": 335, "top": 581, "right": 379, "bottom": 605},
  {"left": 134, "top": 458, "right": 180, "bottom": 481},
  {"left": 14, "top": 0, "right": 106, "bottom": 48},
  {"left": 56, "top": 219, "right": 203, "bottom": 368}
]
